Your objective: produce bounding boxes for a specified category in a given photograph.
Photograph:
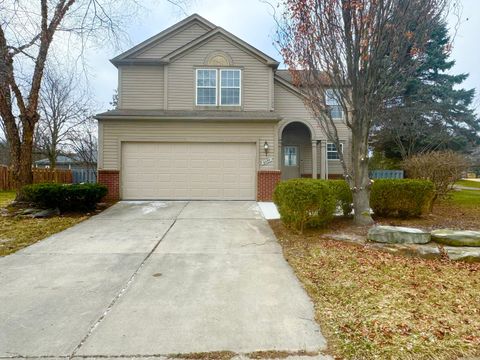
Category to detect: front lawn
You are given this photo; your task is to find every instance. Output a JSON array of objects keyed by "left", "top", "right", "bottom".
[
  {"left": 0, "top": 190, "right": 88, "bottom": 256},
  {"left": 455, "top": 179, "right": 480, "bottom": 189},
  {"left": 0, "top": 190, "right": 16, "bottom": 207},
  {"left": 271, "top": 220, "right": 480, "bottom": 360},
  {"left": 447, "top": 189, "right": 480, "bottom": 207}
]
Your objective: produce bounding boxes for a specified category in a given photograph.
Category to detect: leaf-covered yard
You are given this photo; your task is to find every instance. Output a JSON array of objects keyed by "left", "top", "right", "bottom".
[
  {"left": 0, "top": 191, "right": 87, "bottom": 256},
  {"left": 271, "top": 220, "right": 480, "bottom": 360}
]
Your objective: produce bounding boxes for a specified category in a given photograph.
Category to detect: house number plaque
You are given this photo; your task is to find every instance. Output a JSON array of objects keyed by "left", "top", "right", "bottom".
[{"left": 261, "top": 157, "right": 273, "bottom": 166}]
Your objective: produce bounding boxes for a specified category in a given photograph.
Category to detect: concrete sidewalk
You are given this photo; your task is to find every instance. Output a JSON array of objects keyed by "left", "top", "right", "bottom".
[{"left": 0, "top": 201, "right": 329, "bottom": 359}]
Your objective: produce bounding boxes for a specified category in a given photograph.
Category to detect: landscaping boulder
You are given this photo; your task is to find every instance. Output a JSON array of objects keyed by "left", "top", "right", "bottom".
[
  {"left": 31, "top": 208, "right": 60, "bottom": 218},
  {"left": 367, "top": 225, "right": 431, "bottom": 244},
  {"left": 20, "top": 208, "right": 40, "bottom": 215},
  {"left": 444, "top": 246, "right": 480, "bottom": 262},
  {"left": 367, "top": 243, "right": 441, "bottom": 260},
  {"left": 431, "top": 229, "right": 480, "bottom": 247}
]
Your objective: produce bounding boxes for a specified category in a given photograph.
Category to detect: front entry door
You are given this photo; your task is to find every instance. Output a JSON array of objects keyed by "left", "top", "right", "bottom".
[{"left": 282, "top": 145, "right": 300, "bottom": 180}]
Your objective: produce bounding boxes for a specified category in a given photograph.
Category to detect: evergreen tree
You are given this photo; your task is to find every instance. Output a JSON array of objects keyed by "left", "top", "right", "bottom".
[{"left": 372, "top": 20, "right": 480, "bottom": 160}]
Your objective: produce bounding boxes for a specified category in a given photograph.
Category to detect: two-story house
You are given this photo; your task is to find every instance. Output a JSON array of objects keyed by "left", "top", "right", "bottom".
[{"left": 96, "top": 14, "right": 351, "bottom": 201}]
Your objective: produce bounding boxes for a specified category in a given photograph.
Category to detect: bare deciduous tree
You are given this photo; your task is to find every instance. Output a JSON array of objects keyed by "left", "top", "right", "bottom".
[
  {"left": 0, "top": 0, "right": 188, "bottom": 196},
  {"left": 0, "top": 0, "right": 128, "bottom": 194},
  {"left": 68, "top": 117, "right": 97, "bottom": 176},
  {"left": 36, "top": 67, "right": 92, "bottom": 168},
  {"left": 278, "top": 0, "right": 450, "bottom": 225}
]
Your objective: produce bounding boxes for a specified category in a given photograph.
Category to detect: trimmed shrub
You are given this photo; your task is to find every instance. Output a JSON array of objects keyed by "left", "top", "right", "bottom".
[
  {"left": 370, "top": 179, "right": 435, "bottom": 218},
  {"left": 328, "top": 180, "right": 353, "bottom": 216},
  {"left": 273, "top": 178, "right": 336, "bottom": 232},
  {"left": 21, "top": 183, "right": 107, "bottom": 211}
]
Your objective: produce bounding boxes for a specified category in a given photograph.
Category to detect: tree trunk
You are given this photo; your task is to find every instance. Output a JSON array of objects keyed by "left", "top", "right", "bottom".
[
  {"left": 352, "top": 173, "right": 373, "bottom": 225},
  {"left": 48, "top": 145, "right": 57, "bottom": 169},
  {"left": 13, "top": 116, "right": 36, "bottom": 199},
  {"left": 351, "top": 124, "right": 374, "bottom": 225}
]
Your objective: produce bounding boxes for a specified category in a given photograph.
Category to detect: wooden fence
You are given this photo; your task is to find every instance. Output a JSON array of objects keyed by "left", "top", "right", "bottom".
[{"left": 0, "top": 165, "right": 73, "bottom": 191}]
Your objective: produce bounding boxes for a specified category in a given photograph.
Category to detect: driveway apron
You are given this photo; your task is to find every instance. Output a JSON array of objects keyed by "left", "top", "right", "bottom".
[{"left": 0, "top": 201, "right": 327, "bottom": 358}]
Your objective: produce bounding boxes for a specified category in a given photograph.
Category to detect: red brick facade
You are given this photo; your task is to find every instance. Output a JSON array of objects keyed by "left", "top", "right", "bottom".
[
  {"left": 257, "top": 170, "right": 281, "bottom": 201},
  {"left": 98, "top": 170, "right": 120, "bottom": 202}
]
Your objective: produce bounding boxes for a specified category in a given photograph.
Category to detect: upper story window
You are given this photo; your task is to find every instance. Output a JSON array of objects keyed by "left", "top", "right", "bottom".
[
  {"left": 327, "top": 142, "right": 343, "bottom": 160},
  {"left": 325, "top": 89, "right": 343, "bottom": 119},
  {"left": 220, "top": 69, "right": 241, "bottom": 105},
  {"left": 196, "top": 69, "right": 217, "bottom": 105},
  {"left": 196, "top": 68, "right": 241, "bottom": 106}
]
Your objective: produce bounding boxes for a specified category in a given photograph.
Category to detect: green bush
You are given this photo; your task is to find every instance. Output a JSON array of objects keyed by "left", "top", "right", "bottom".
[
  {"left": 273, "top": 178, "right": 336, "bottom": 232},
  {"left": 370, "top": 179, "right": 434, "bottom": 218},
  {"left": 328, "top": 180, "right": 353, "bottom": 216},
  {"left": 21, "top": 183, "right": 107, "bottom": 211}
]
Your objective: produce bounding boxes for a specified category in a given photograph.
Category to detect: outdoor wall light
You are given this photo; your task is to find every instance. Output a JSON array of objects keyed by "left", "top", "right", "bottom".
[{"left": 264, "top": 141, "right": 269, "bottom": 156}]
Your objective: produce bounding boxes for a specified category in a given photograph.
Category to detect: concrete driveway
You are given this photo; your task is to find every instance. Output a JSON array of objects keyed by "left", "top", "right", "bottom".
[{"left": 0, "top": 201, "right": 328, "bottom": 359}]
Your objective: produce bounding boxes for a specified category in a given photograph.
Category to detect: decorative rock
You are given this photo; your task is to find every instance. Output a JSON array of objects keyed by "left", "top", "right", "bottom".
[
  {"left": 31, "top": 208, "right": 60, "bottom": 218},
  {"left": 367, "top": 225, "right": 431, "bottom": 244},
  {"left": 20, "top": 208, "right": 40, "bottom": 215},
  {"left": 431, "top": 229, "right": 480, "bottom": 247},
  {"left": 443, "top": 246, "right": 480, "bottom": 263},
  {"left": 367, "top": 243, "right": 441, "bottom": 260}
]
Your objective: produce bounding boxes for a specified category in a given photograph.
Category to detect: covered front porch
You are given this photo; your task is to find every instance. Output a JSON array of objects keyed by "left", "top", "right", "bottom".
[{"left": 278, "top": 121, "right": 344, "bottom": 180}]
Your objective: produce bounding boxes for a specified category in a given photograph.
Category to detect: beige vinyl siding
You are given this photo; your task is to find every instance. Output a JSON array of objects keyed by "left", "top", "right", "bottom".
[
  {"left": 136, "top": 22, "right": 210, "bottom": 59},
  {"left": 167, "top": 35, "right": 271, "bottom": 111},
  {"left": 99, "top": 120, "right": 277, "bottom": 171},
  {"left": 275, "top": 81, "right": 350, "bottom": 140},
  {"left": 326, "top": 141, "right": 350, "bottom": 175},
  {"left": 275, "top": 80, "right": 351, "bottom": 175},
  {"left": 119, "top": 66, "right": 164, "bottom": 109}
]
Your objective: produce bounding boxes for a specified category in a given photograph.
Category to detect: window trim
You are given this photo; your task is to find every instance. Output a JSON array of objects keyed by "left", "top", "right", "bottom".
[
  {"left": 327, "top": 142, "right": 343, "bottom": 161},
  {"left": 195, "top": 68, "right": 218, "bottom": 106},
  {"left": 219, "top": 69, "right": 242, "bottom": 106}
]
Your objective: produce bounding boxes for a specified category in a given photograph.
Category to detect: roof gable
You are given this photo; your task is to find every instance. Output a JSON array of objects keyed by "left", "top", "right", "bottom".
[
  {"left": 111, "top": 14, "right": 279, "bottom": 69},
  {"left": 164, "top": 28, "right": 279, "bottom": 68},
  {"left": 111, "top": 14, "right": 215, "bottom": 65},
  {"left": 274, "top": 74, "right": 306, "bottom": 99},
  {"left": 135, "top": 22, "right": 210, "bottom": 59}
]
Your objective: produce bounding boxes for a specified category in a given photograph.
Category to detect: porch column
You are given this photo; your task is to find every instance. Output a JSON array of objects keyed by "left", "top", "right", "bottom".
[
  {"left": 277, "top": 139, "right": 283, "bottom": 171},
  {"left": 312, "top": 140, "right": 318, "bottom": 179},
  {"left": 320, "top": 141, "right": 327, "bottom": 179}
]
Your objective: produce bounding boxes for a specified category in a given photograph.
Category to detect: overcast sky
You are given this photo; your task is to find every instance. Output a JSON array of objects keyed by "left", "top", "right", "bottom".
[{"left": 86, "top": 0, "right": 480, "bottom": 112}]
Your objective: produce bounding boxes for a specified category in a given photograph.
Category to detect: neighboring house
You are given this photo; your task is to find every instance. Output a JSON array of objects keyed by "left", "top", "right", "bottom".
[
  {"left": 96, "top": 14, "right": 351, "bottom": 201},
  {"left": 35, "top": 155, "right": 96, "bottom": 171}
]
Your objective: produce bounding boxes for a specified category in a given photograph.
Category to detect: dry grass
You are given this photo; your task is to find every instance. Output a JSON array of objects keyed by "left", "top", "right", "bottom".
[
  {"left": 0, "top": 191, "right": 88, "bottom": 256},
  {"left": 168, "top": 351, "right": 236, "bottom": 360},
  {"left": 246, "top": 350, "right": 319, "bottom": 359},
  {"left": 0, "top": 190, "right": 16, "bottom": 207},
  {"left": 270, "top": 218, "right": 480, "bottom": 360},
  {"left": 167, "top": 350, "right": 320, "bottom": 359}
]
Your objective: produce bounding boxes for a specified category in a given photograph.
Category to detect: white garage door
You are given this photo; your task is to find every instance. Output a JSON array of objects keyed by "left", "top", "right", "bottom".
[{"left": 121, "top": 142, "right": 257, "bottom": 200}]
